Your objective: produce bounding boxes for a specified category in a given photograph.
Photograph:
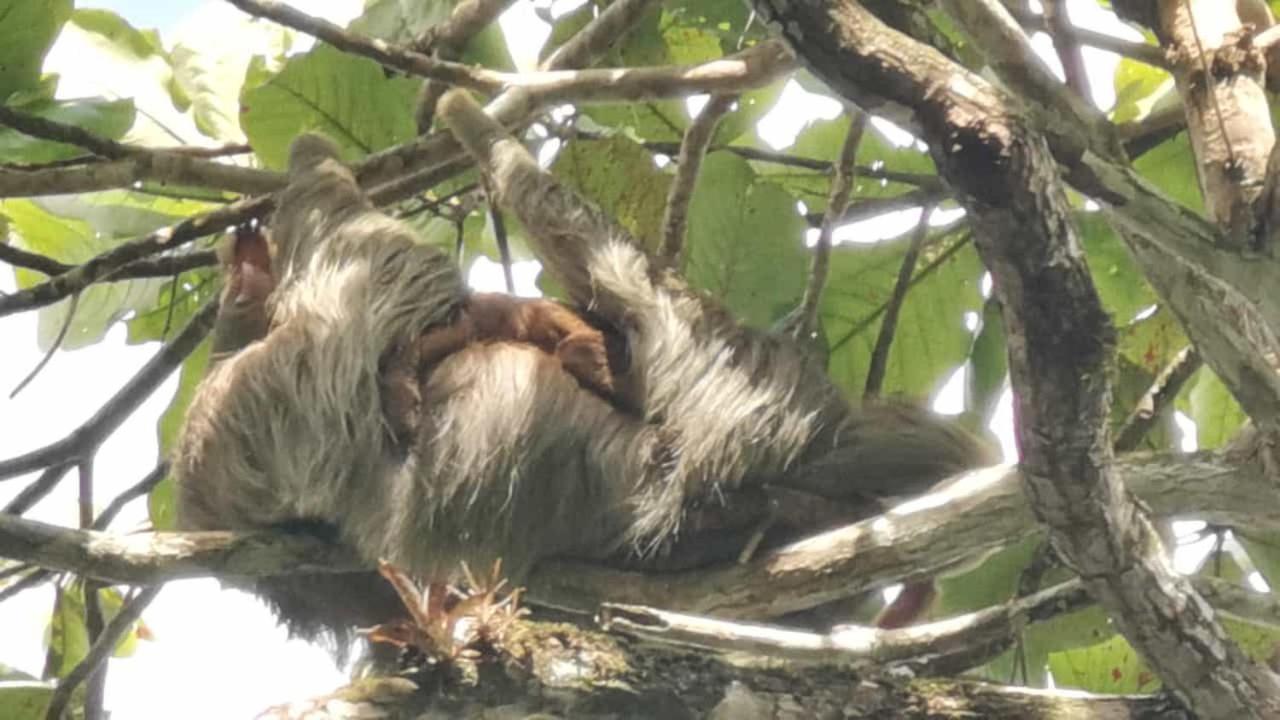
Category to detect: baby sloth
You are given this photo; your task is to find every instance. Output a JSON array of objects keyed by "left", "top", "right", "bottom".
[{"left": 380, "top": 292, "right": 621, "bottom": 446}]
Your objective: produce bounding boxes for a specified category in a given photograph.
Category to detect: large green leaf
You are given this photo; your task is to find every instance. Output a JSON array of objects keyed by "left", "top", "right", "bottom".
[
  {"left": 966, "top": 297, "right": 1007, "bottom": 424},
  {"left": 48, "top": 9, "right": 200, "bottom": 147},
  {"left": 0, "top": 682, "right": 56, "bottom": 720},
  {"left": 43, "top": 584, "right": 142, "bottom": 680},
  {"left": 683, "top": 152, "right": 808, "bottom": 326},
  {"left": 169, "top": 10, "right": 292, "bottom": 143},
  {"left": 3, "top": 199, "right": 169, "bottom": 350},
  {"left": 240, "top": 44, "right": 419, "bottom": 169},
  {"left": 757, "top": 114, "right": 936, "bottom": 215},
  {"left": 1110, "top": 56, "right": 1174, "bottom": 123},
  {"left": 1116, "top": 307, "right": 1187, "bottom": 376},
  {"left": 551, "top": 135, "right": 671, "bottom": 252},
  {"left": 1132, "top": 132, "right": 1203, "bottom": 214},
  {"left": 1048, "top": 634, "right": 1160, "bottom": 694},
  {"left": 823, "top": 234, "right": 984, "bottom": 400},
  {"left": 0, "top": 0, "right": 72, "bottom": 102},
  {"left": 1077, "top": 212, "right": 1156, "bottom": 324},
  {"left": 0, "top": 98, "right": 134, "bottom": 164},
  {"left": 1183, "top": 367, "right": 1247, "bottom": 449}
]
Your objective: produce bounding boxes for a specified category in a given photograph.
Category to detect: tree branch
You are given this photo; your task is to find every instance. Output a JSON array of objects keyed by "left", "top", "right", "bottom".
[
  {"left": 600, "top": 577, "right": 1091, "bottom": 677},
  {"left": 863, "top": 202, "right": 928, "bottom": 400},
  {"left": 791, "top": 111, "right": 866, "bottom": 342},
  {"left": 0, "top": 199, "right": 261, "bottom": 319},
  {"left": 658, "top": 94, "right": 737, "bottom": 267},
  {"left": 0, "top": 106, "right": 281, "bottom": 196},
  {"left": 1113, "top": 346, "right": 1203, "bottom": 452},
  {"left": 5, "top": 450, "right": 1276, "bottom": 613},
  {"left": 225, "top": 0, "right": 793, "bottom": 106}
]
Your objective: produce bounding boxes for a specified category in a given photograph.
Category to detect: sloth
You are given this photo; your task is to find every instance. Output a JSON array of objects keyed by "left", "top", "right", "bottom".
[{"left": 173, "top": 99, "right": 994, "bottom": 649}]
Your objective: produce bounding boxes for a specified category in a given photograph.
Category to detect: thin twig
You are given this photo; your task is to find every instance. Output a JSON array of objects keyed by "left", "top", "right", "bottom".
[
  {"left": 791, "top": 112, "right": 867, "bottom": 341},
  {"left": 93, "top": 462, "right": 168, "bottom": 531},
  {"left": 489, "top": 205, "right": 516, "bottom": 294},
  {"left": 1113, "top": 346, "right": 1203, "bottom": 452},
  {"left": 3, "top": 464, "right": 72, "bottom": 515},
  {"left": 658, "top": 94, "right": 738, "bottom": 267},
  {"left": 1008, "top": 5, "right": 1168, "bottom": 68},
  {"left": 0, "top": 106, "right": 131, "bottom": 159},
  {"left": 0, "top": 567, "right": 51, "bottom": 602},
  {"left": 0, "top": 243, "right": 70, "bottom": 276},
  {"left": 10, "top": 292, "right": 78, "bottom": 398},
  {"left": 44, "top": 585, "right": 161, "bottom": 720},
  {"left": 803, "top": 186, "right": 947, "bottom": 228},
  {"left": 829, "top": 229, "right": 970, "bottom": 353},
  {"left": 548, "top": 125, "right": 943, "bottom": 186},
  {"left": 864, "top": 204, "right": 932, "bottom": 400},
  {"left": 0, "top": 300, "right": 217, "bottom": 480},
  {"left": 1043, "top": 0, "right": 1092, "bottom": 100}
]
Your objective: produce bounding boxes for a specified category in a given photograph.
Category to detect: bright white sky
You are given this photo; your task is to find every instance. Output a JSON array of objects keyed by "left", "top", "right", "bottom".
[{"left": 0, "top": 1, "right": 1241, "bottom": 717}]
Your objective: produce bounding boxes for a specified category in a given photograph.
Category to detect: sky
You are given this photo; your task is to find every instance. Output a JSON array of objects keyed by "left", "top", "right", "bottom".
[{"left": 0, "top": 1, "right": 1241, "bottom": 717}]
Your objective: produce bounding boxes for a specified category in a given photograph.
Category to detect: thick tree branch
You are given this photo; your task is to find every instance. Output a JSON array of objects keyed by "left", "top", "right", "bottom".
[
  {"left": 226, "top": 0, "right": 793, "bottom": 107},
  {"left": 1124, "top": 1, "right": 1274, "bottom": 248},
  {"left": 0, "top": 106, "right": 281, "bottom": 196},
  {"left": 5, "top": 450, "right": 1276, "bottom": 614}
]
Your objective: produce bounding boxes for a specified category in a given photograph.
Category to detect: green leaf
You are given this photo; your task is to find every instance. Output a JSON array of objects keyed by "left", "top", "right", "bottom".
[
  {"left": 1184, "top": 367, "right": 1247, "bottom": 449},
  {"left": 1110, "top": 56, "right": 1174, "bottom": 123},
  {"left": 966, "top": 298, "right": 1007, "bottom": 424},
  {"left": 43, "top": 584, "right": 143, "bottom": 680},
  {"left": 3, "top": 199, "right": 170, "bottom": 350},
  {"left": 125, "top": 270, "right": 217, "bottom": 345},
  {"left": 1077, "top": 212, "right": 1156, "bottom": 324},
  {"left": 1111, "top": 357, "right": 1178, "bottom": 452},
  {"left": 683, "top": 152, "right": 809, "bottom": 326},
  {"left": 1048, "top": 634, "right": 1161, "bottom": 694},
  {"left": 169, "top": 14, "right": 292, "bottom": 143},
  {"left": 934, "top": 537, "right": 1039, "bottom": 618},
  {"left": 1132, "top": 132, "right": 1203, "bottom": 214},
  {"left": 551, "top": 135, "right": 671, "bottom": 252},
  {"left": 823, "top": 235, "right": 984, "bottom": 400},
  {"left": 0, "top": 682, "right": 56, "bottom": 720},
  {"left": 1116, "top": 307, "right": 1187, "bottom": 375},
  {"left": 55, "top": 9, "right": 196, "bottom": 147},
  {"left": 761, "top": 114, "right": 935, "bottom": 213},
  {"left": 0, "top": 0, "right": 73, "bottom": 102},
  {"left": 0, "top": 98, "right": 135, "bottom": 164},
  {"left": 1238, "top": 531, "right": 1280, "bottom": 594},
  {"left": 240, "top": 44, "right": 419, "bottom": 169}
]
